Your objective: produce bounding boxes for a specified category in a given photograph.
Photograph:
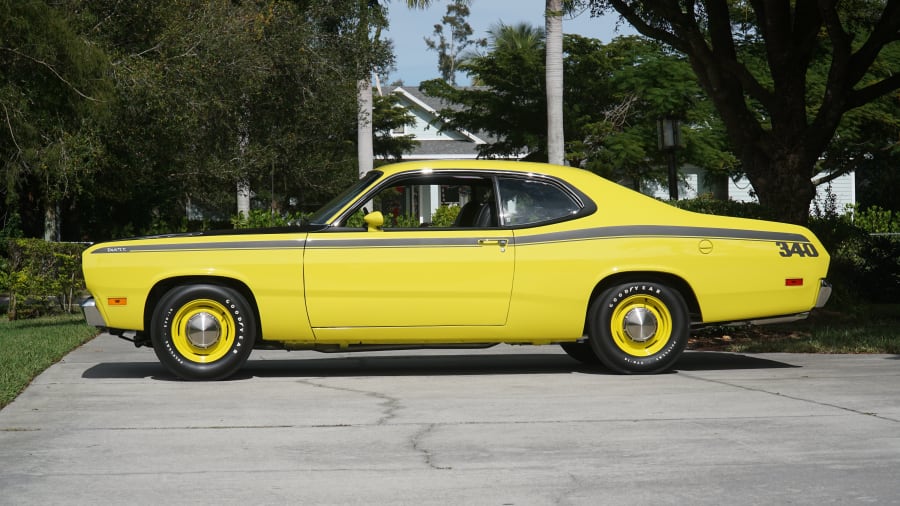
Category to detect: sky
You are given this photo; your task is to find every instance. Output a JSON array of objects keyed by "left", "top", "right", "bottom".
[{"left": 383, "top": 0, "right": 636, "bottom": 86}]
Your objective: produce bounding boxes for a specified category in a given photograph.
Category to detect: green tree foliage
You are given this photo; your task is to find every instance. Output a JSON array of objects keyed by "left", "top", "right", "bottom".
[
  {"left": 589, "top": 0, "right": 900, "bottom": 224},
  {"left": 568, "top": 36, "right": 736, "bottom": 188},
  {"left": 425, "top": 0, "right": 486, "bottom": 85},
  {"left": 77, "top": 0, "right": 393, "bottom": 240},
  {"left": 421, "top": 29, "right": 736, "bottom": 189},
  {"left": 3, "top": 0, "right": 396, "bottom": 241},
  {"left": 422, "top": 23, "right": 547, "bottom": 159},
  {"left": 373, "top": 93, "right": 418, "bottom": 161},
  {"left": 0, "top": 0, "right": 111, "bottom": 240},
  {"left": 818, "top": 44, "right": 900, "bottom": 213}
]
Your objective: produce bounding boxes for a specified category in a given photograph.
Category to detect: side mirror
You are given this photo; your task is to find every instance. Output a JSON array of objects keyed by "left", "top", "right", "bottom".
[{"left": 364, "top": 211, "right": 384, "bottom": 232}]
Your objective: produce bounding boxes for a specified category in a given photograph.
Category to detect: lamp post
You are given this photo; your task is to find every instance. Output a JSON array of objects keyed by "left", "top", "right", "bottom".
[{"left": 657, "top": 117, "right": 681, "bottom": 201}]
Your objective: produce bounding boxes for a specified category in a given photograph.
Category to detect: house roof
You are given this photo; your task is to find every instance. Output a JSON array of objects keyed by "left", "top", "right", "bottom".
[{"left": 382, "top": 85, "right": 520, "bottom": 160}]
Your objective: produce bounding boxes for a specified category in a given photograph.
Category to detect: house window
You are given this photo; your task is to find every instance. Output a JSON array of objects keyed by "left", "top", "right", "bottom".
[{"left": 392, "top": 125, "right": 406, "bottom": 135}]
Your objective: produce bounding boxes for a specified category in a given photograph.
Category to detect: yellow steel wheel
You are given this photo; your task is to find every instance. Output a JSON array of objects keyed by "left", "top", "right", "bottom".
[
  {"left": 608, "top": 294, "right": 672, "bottom": 356},
  {"left": 169, "top": 298, "right": 235, "bottom": 363},
  {"left": 151, "top": 284, "right": 256, "bottom": 380},
  {"left": 588, "top": 281, "right": 689, "bottom": 374}
]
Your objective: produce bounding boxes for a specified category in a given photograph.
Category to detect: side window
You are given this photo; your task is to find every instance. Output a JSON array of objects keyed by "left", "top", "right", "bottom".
[
  {"left": 343, "top": 174, "right": 494, "bottom": 229},
  {"left": 497, "top": 177, "right": 581, "bottom": 226}
]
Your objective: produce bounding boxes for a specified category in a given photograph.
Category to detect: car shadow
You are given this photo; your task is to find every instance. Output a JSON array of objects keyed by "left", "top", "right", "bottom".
[
  {"left": 81, "top": 350, "right": 798, "bottom": 381},
  {"left": 675, "top": 351, "right": 800, "bottom": 371}
]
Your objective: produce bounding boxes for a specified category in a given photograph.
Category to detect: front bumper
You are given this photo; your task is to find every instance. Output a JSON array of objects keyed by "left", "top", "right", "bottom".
[{"left": 81, "top": 297, "right": 107, "bottom": 328}]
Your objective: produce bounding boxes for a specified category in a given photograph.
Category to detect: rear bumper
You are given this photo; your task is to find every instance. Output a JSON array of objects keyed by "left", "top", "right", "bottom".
[
  {"left": 815, "top": 279, "right": 832, "bottom": 309},
  {"left": 81, "top": 297, "right": 107, "bottom": 328}
]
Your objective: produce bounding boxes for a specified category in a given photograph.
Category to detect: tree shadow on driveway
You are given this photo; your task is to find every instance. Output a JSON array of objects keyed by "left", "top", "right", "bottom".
[{"left": 81, "top": 350, "right": 798, "bottom": 381}]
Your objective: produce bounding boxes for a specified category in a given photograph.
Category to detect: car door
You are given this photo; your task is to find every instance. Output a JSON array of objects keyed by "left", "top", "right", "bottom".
[
  {"left": 494, "top": 174, "right": 595, "bottom": 337},
  {"left": 303, "top": 172, "right": 514, "bottom": 328}
]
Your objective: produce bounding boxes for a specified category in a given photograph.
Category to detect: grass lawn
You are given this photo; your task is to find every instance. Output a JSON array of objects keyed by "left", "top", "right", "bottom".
[{"left": 0, "top": 314, "right": 98, "bottom": 409}]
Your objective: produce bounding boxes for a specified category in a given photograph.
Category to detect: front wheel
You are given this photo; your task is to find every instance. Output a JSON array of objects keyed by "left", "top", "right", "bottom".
[
  {"left": 150, "top": 284, "right": 256, "bottom": 380},
  {"left": 588, "top": 281, "right": 688, "bottom": 374}
]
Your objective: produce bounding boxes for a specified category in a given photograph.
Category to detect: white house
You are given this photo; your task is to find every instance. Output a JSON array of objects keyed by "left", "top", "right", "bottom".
[
  {"left": 384, "top": 86, "right": 490, "bottom": 160},
  {"left": 645, "top": 168, "right": 856, "bottom": 214}
]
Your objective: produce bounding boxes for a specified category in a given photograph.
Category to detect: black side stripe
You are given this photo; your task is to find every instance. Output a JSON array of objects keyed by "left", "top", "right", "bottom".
[
  {"left": 305, "top": 237, "right": 485, "bottom": 248},
  {"left": 90, "top": 226, "right": 810, "bottom": 253},
  {"left": 515, "top": 225, "right": 809, "bottom": 246},
  {"left": 91, "top": 240, "right": 305, "bottom": 253}
]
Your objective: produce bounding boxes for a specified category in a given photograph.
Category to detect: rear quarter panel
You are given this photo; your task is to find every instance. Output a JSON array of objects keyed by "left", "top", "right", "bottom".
[{"left": 508, "top": 169, "right": 831, "bottom": 329}]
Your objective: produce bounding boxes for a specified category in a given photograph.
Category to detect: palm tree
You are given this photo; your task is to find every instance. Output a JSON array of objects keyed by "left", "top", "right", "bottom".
[
  {"left": 364, "top": 1, "right": 565, "bottom": 169},
  {"left": 486, "top": 22, "right": 544, "bottom": 53},
  {"left": 357, "top": 78, "right": 374, "bottom": 178},
  {"left": 545, "top": 0, "right": 564, "bottom": 166}
]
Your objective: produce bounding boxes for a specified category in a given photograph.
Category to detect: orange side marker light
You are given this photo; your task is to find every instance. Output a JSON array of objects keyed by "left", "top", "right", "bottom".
[{"left": 108, "top": 297, "right": 128, "bottom": 306}]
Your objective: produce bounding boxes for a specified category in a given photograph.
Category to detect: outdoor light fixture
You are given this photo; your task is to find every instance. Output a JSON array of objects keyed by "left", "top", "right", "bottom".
[{"left": 657, "top": 117, "right": 681, "bottom": 200}]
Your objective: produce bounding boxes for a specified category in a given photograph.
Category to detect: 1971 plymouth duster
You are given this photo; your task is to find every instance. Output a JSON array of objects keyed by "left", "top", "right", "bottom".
[{"left": 81, "top": 160, "right": 831, "bottom": 379}]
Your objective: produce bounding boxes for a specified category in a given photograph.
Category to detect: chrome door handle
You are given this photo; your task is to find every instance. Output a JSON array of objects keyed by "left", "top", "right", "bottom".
[{"left": 478, "top": 238, "right": 509, "bottom": 252}]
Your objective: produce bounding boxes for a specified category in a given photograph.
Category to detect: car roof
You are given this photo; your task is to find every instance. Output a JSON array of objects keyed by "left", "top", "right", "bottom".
[
  {"left": 368, "top": 159, "right": 717, "bottom": 227},
  {"left": 372, "top": 160, "right": 595, "bottom": 180}
]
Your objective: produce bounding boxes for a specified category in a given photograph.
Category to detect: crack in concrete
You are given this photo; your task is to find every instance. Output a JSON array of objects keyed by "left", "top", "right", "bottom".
[
  {"left": 680, "top": 373, "right": 900, "bottom": 423},
  {"left": 294, "top": 379, "right": 452, "bottom": 471},
  {"left": 411, "top": 423, "right": 451, "bottom": 470},
  {"left": 296, "top": 379, "right": 401, "bottom": 425},
  {"left": 2, "top": 411, "right": 868, "bottom": 434},
  {"left": 551, "top": 472, "right": 587, "bottom": 506}
]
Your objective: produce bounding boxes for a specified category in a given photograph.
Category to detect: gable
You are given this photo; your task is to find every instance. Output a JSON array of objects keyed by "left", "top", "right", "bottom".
[{"left": 383, "top": 86, "right": 512, "bottom": 160}]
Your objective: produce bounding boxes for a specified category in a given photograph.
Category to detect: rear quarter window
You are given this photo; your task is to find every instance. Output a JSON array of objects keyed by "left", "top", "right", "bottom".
[{"left": 497, "top": 177, "right": 582, "bottom": 226}]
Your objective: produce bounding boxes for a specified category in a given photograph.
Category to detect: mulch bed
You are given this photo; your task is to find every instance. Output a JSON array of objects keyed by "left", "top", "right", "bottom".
[{"left": 687, "top": 325, "right": 813, "bottom": 351}]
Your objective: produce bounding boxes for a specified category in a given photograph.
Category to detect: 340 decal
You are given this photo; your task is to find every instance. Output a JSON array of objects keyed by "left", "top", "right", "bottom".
[{"left": 776, "top": 241, "right": 819, "bottom": 258}]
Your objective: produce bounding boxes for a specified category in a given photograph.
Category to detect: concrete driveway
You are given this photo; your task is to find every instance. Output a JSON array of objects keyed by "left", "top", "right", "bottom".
[{"left": 1, "top": 333, "right": 899, "bottom": 505}]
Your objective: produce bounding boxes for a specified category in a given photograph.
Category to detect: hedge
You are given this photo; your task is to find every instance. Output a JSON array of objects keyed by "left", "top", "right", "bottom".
[{"left": 0, "top": 239, "right": 88, "bottom": 320}]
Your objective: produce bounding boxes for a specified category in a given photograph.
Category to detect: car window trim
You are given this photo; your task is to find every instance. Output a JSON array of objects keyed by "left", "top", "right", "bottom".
[
  {"left": 327, "top": 169, "right": 596, "bottom": 231},
  {"left": 493, "top": 173, "right": 596, "bottom": 229}
]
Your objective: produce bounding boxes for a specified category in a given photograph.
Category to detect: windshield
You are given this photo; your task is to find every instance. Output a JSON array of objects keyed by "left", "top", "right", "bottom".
[{"left": 307, "top": 171, "right": 382, "bottom": 225}]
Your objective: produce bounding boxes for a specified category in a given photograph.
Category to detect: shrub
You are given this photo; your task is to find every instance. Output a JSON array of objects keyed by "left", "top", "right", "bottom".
[
  {"left": 431, "top": 204, "right": 461, "bottom": 228},
  {"left": 0, "top": 239, "right": 88, "bottom": 320},
  {"left": 811, "top": 205, "right": 900, "bottom": 305},
  {"left": 231, "top": 209, "right": 308, "bottom": 229},
  {"left": 848, "top": 205, "right": 899, "bottom": 234},
  {"left": 673, "top": 194, "right": 779, "bottom": 220}
]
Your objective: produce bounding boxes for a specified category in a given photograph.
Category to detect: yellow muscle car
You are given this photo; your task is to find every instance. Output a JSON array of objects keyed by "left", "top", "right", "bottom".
[{"left": 81, "top": 160, "right": 831, "bottom": 379}]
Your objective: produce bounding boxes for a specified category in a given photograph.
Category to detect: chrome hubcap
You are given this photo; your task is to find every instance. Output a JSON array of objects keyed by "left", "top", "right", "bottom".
[
  {"left": 186, "top": 312, "right": 221, "bottom": 349},
  {"left": 623, "top": 308, "right": 657, "bottom": 342}
]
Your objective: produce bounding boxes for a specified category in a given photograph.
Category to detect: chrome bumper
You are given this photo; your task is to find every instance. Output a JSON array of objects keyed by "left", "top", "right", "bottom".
[
  {"left": 815, "top": 279, "right": 832, "bottom": 308},
  {"left": 81, "top": 297, "right": 107, "bottom": 328}
]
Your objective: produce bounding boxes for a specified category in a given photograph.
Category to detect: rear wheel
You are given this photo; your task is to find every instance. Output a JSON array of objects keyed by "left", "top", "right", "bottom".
[
  {"left": 150, "top": 284, "right": 256, "bottom": 380},
  {"left": 588, "top": 281, "right": 688, "bottom": 374}
]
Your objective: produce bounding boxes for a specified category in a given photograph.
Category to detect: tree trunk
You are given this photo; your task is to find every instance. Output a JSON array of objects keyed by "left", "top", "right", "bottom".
[
  {"left": 237, "top": 181, "right": 250, "bottom": 219},
  {"left": 743, "top": 147, "right": 817, "bottom": 225},
  {"left": 358, "top": 78, "right": 374, "bottom": 177},
  {"left": 237, "top": 96, "right": 251, "bottom": 219},
  {"left": 43, "top": 204, "right": 60, "bottom": 242},
  {"left": 545, "top": 0, "right": 564, "bottom": 166}
]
